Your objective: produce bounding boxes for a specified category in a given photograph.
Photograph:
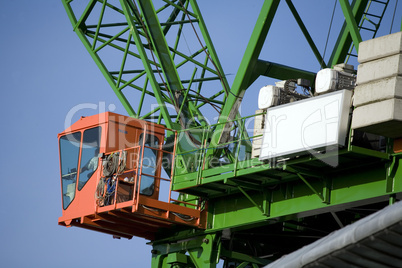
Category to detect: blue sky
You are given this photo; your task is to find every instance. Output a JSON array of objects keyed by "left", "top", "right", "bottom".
[{"left": 0, "top": 1, "right": 400, "bottom": 267}]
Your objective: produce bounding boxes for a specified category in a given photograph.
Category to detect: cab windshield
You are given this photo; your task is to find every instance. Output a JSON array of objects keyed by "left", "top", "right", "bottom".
[{"left": 59, "top": 132, "right": 81, "bottom": 210}]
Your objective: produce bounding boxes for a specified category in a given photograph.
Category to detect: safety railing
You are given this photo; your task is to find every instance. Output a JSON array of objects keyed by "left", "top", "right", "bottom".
[
  {"left": 173, "top": 112, "right": 267, "bottom": 188},
  {"left": 172, "top": 108, "right": 392, "bottom": 192},
  {"left": 94, "top": 128, "right": 205, "bottom": 225}
]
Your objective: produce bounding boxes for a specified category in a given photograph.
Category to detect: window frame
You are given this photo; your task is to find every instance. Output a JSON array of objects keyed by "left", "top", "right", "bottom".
[
  {"left": 78, "top": 126, "right": 102, "bottom": 191},
  {"left": 59, "top": 131, "right": 82, "bottom": 210},
  {"left": 138, "top": 133, "right": 160, "bottom": 196}
]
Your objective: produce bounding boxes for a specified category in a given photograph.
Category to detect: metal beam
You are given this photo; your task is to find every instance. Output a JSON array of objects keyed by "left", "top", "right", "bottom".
[
  {"left": 209, "top": 164, "right": 391, "bottom": 230},
  {"left": 211, "top": 0, "right": 280, "bottom": 146},
  {"left": 285, "top": 0, "right": 326, "bottom": 69},
  {"left": 119, "top": 0, "right": 174, "bottom": 127},
  {"left": 253, "top": 60, "right": 316, "bottom": 88},
  {"left": 339, "top": 0, "right": 363, "bottom": 53},
  {"left": 329, "top": 0, "right": 368, "bottom": 67},
  {"left": 189, "top": 0, "right": 231, "bottom": 97},
  {"left": 62, "top": 0, "right": 137, "bottom": 117}
]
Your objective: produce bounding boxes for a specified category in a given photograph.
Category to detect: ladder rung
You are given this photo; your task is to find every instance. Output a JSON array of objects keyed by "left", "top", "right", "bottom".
[
  {"left": 359, "top": 26, "right": 377, "bottom": 32},
  {"left": 370, "top": 0, "right": 388, "bottom": 4},
  {"left": 364, "top": 13, "right": 382, "bottom": 19},
  {"left": 347, "top": 53, "right": 358, "bottom": 58}
]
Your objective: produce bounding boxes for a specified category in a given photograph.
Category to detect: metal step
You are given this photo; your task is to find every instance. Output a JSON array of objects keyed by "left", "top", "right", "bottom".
[{"left": 345, "top": 0, "right": 390, "bottom": 62}]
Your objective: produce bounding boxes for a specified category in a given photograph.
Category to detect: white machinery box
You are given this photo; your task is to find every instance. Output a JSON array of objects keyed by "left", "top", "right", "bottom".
[{"left": 259, "top": 90, "right": 353, "bottom": 161}]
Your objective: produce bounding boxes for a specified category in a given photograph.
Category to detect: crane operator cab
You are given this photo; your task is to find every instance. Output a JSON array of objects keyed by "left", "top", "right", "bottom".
[{"left": 58, "top": 112, "right": 205, "bottom": 240}]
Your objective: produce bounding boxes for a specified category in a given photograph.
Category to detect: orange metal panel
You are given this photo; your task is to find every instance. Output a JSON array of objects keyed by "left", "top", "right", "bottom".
[
  {"left": 58, "top": 112, "right": 206, "bottom": 240},
  {"left": 394, "top": 138, "right": 402, "bottom": 153}
]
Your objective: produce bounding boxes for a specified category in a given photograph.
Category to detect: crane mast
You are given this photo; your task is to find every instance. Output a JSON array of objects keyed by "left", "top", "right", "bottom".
[{"left": 59, "top": 0, "right": 402, "bottom": 267}]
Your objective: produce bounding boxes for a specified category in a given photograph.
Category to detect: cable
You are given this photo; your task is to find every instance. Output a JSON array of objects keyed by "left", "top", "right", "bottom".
[
  {"left": 95, "top": 177, "right": 116, "bottom": 206},
  {"left": 141, "top": 204, "right": 162, "bottom": 212},
  {"left": 130, "top": 1, "right": 178, "bottom": 109},
  {"left": 172, "top": 212, "right": 194, "bottom": 222},
  {"left": 177, "top": 0, "right": 230, "bottom": 96},
  {"left": 390, "top": 0, "right": 399, "bottom": 34},
  {"left": 103, "top": 153, "right": 119, "bottom": 177},
  {"left": 95, "top": 177, "right": 106, "bottom": 202},
  {"left": 187, "top": 88, "right": 221, "bottom": 113},
  {"left": 131, "top": 1, "right": 207, "bottom": 148},
  {"left": 117, "top": 150, "right": 127, "bottom": 175},
  {"left": 104, "top": 177, "right": 116, "bottom": 206},
  {"left": 322, "top": 0, "right": 337, "bottom": 69}
]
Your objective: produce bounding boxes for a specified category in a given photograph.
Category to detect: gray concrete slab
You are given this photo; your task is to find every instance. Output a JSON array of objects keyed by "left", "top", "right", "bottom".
[
  {"left": 358, "top": 31, "right": 402, "bottom": 63},
  {"left": 356, "top": 54, "right": 402, "bottom": 85},
  {"left": 351, "top": 98, "right": 402, "bottom": 138},
  {"left": 353, "top": 76, "right": 402, "bottom": 107}
]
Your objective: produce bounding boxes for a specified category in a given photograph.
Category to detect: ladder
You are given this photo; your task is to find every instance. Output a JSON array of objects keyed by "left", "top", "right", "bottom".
[{"left": 345, "top": 0, "right": 390, "bottom": 62}]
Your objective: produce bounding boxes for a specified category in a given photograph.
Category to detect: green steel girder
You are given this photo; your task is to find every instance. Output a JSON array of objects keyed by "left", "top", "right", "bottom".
[
  {"left": 135, "top": 0, "right": 203, "bottom": 127},
  {"left": 209, "top": 163, "right": 395, "bottom": 231},
  {"left": 285, "top": 0, "right": 326, "bottom": 69},
  {"left": 62, "top": 0, "right": 237, "bottom": 175},
  {"left": 220, "top": 248, "right": 271, "bottom": 267},
  {"left": 329, "top": 0, "right": 368, "bottom": 66},
  {"left": 151, "top": 233, "right": 272, "bottom": 267},
  {"left": 62, "top": 0, "right": 228, "bottom": 127},
  {"left": 252, "top": 60, "right": 316, "bottom": 89},
  {"left": 62, "top": 0, "right": 391, "bottom": 142},
  {"left": 62, "top": 0, "right": 137, "bottom": 118},
  {"left": 212, "top": 0, "right": 388, "bottom": 149},
  {"left": 188, "top": 0, "right": 231, "bottom": 98},
  {"left": 151, "top": 234, "right": 220, "bottom": 268},
  {"left": 119, "top": 0, "right": 175, "bottom": 128},
  {"left": 61, "top": 1, "right": 401, "bottom": 266},
  {"left": 152, "top": 155, "right": 399, "bottom": 265},
  {"left": 211, "top": 0, "right": 280, "bottom": 147},
  {"left": 339, "top": 0, "right": 363, "bottom": 53}
]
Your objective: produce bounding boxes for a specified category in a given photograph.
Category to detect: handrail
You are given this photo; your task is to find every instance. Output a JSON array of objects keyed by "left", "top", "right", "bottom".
[
  {"left": 95, "top": 127, "right": 203, "bottom": 213},
  {"left": 170, "top": 113, "right": 268, "bottom": 190},
  {"left": 176, "top": 112, "right": 264, "bottom": 151}
]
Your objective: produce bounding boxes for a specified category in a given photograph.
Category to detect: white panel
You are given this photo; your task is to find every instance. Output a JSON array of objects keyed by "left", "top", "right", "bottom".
[
  {"left": 259, "top": 90, "right": 352, "bottom": 161},
  {"left": 258, "top": 85, "right": 279, "bottom": 109},
  {"left": 252, "top": 110, "right": 265, "bottom": 158}
]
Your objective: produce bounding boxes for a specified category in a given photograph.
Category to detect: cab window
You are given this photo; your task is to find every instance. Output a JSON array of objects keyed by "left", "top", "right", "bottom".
[
  {"left": 139, "top": 134, "right": 159, "bottom": 196},
  {"left": 78, "top": 127, "right": 102, "bottom": 190},
  {"left": 59, "top": 132, "right": 81, "bottom": 210}
]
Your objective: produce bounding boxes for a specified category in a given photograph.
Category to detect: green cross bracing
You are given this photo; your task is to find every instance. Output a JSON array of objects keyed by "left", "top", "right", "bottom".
[
  {"left": 62, "top": 0, "right": 229, "bottom": 130},
  {"left": 61, "top": 0, "right": 401, "bottom": 267},
  {"left": 62, "top": 0, "right": 390, "bottom": 136},
  {"left": 211, "top": 0, "right": 390, "bottom": 147}
]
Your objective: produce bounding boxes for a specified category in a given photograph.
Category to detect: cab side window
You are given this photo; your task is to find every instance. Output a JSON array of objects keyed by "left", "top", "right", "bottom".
[
  {"left": 139, "top": 134, "right": 159, "bottom": 196},
  {"left": 78, "top": 127, "right": 102, "bottom": 190}
]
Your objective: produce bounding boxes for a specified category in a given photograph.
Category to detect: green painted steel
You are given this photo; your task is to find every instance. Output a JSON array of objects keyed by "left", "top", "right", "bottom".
[
  {"left": 285, "top": 0, "right": 326, "bottom": 69},
  {"left": 61, "top": 0, "right": 228, "bottom": 128},
  {"left": 212, "top": 0, "right": 390, "bottom": 145},
  {"left": 60, "top": 0, "right": 402, "bottom": 266},
  {"left": 209, "top": 162, "right": 393, "bottom": 230},
  {"left": 151, "top": 234, "right": 220, "bottom": 267},
  {"left": 328, "top": 0, "right": 369, "bottom": 67},
  {"left": 339, "top": 0, "right": 363, "bottom": 53},
  {"left": 210, "top": 0, "right": 280, "bottom": 148}
]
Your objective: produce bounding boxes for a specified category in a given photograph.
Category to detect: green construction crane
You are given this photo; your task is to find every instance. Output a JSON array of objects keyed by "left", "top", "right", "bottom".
[{"left": 60, "top": 0, "right": 402, "bottom": 267}]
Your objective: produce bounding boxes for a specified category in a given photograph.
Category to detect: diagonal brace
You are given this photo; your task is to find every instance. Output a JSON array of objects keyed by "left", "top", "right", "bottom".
[{"left": 237, "top": 186, "right": 266, "bottom": 215}]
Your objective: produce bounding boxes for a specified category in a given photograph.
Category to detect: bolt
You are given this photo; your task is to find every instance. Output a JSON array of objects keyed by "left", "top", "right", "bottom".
[{"left": 202, "top": 238, "right": 209, "bottom": 244}]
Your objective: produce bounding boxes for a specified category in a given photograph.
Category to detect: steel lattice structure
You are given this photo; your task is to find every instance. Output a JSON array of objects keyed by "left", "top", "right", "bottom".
[
  {"left": 63, "top": 0, "right": 229, "bottom": 129},
  {"left": 60, "top": 0, "right": 402, "bottom": 267}
]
